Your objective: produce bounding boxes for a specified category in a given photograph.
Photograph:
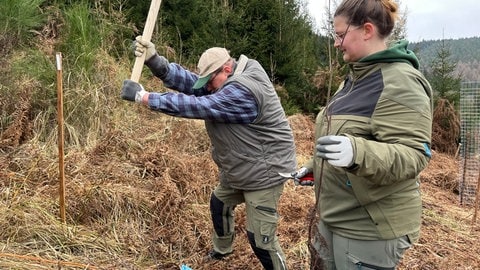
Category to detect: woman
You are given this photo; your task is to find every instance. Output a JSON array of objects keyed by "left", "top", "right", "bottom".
[{"left": 295, "top": 0, "right": 433, "bottom": 269}]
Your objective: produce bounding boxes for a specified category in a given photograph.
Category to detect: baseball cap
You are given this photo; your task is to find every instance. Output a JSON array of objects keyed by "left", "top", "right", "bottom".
[{"left": 192, "top": 47, "right": 231, "bottom": 89}]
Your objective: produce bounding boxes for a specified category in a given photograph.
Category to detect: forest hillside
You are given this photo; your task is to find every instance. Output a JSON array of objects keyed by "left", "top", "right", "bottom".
[{"left": 411, "top": 37, "right": 480, "bottom": 81}]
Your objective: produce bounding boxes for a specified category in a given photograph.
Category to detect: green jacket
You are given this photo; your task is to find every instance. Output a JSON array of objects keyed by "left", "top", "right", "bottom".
[{"left": 305, "top": 40, "right": 433, "bottom": 242}]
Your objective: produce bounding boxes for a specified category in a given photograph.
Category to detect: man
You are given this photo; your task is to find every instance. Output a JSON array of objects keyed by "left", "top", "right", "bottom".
[{"left": 121, "top": 36, "right": 297, "bottom": 270}]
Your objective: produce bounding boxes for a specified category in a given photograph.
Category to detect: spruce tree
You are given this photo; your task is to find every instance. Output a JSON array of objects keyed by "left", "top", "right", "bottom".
[{"left": 427, "top": 40, "right": 462, "bottom": 108}]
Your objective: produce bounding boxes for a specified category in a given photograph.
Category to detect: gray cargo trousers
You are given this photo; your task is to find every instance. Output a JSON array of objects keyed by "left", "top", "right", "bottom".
[
  {"left": 312, "top": 221, "right": 412, "bottom": 270},
  {"left": 210, "top": 183, "right": 287, "bottom": 270}
]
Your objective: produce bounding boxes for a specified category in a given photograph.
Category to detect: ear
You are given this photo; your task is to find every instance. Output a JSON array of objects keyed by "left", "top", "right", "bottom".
[
  {"left": 224, "top": 62, "right": 233, "bottom": 75},
  {"left": 363, "top": 22, "right": 375, "bottom": 40}
]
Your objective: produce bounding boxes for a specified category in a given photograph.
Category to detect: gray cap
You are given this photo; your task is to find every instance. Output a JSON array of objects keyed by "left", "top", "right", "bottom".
[{"left": 192, "top": 47, "right": 230, "bottom": 89}]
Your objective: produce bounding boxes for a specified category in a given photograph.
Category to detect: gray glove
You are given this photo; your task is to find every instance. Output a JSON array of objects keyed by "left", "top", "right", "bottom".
[
  {"left": 292, "top": 167, "right": 314, "bottom": 186},
  {"left": 134, "top": 35, "right": 157, "bottom": 61},
  {"left": 121, "top": 79, "right": 147, "bottom": 103},
  {"left": 316, "top": 135, "right": 354, "bottom": 167}
]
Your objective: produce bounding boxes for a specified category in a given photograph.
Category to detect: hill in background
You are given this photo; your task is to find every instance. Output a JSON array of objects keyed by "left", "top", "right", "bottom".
[{"left": 410, "top": 37, "right": 480, "bottom": 82}]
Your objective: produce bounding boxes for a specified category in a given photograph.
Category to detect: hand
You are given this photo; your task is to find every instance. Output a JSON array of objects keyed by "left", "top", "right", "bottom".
[
  {"left": 316, "top": 135, "right": 354, "bottom": 167},
  {"left": 133, "top": 36, "right": 169, "bottom": 79},
  {"left": 134, "top": 35, "right": 157, "bottom": 61},
  {"left": 292, "top": 167, "right": 314, "bottom": 186},
  {"left": 121, "top": 79, "right": 148, "bottom": 103}
]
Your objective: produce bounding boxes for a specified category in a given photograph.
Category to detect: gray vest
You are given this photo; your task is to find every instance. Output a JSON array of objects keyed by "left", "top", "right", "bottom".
[{"left": 205, "top": 56, "right": 297, "bottom": 190}]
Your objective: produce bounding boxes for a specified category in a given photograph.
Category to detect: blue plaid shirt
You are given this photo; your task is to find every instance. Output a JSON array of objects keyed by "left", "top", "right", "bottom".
[{"left": 148, "top": 63, "right": 258, "bottom": 124}]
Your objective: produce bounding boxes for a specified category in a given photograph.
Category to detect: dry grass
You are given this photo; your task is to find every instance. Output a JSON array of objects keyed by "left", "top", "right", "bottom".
[{"left": 0, "top": 113, "right": 478, "bottom": 270}]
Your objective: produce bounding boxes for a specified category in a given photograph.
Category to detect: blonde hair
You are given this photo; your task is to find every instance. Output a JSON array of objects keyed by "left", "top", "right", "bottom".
[{"left": 334, "top": 0, "right": 399, "bottom": 38}]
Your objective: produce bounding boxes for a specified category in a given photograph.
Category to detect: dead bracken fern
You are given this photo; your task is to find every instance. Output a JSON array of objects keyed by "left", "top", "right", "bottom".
[
  {"left": 0, "top": 79, "right": 34, "bottom": 150},
  {"left": 0, "top": 111, "right": 479, "bottom": 269},
  {"left": 420, "top": 150, "right": 460, "bottom": 192},
  {"left": 432, "top": 98, "right": 460, "bottom": 156}
]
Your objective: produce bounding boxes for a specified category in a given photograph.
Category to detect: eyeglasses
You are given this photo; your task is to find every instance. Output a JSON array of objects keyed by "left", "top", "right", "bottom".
[{"left": 334, "top": 25, "right": 361, "bottom": 44}]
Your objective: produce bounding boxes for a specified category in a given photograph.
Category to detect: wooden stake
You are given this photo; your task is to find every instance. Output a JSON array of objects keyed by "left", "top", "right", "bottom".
[
  {"left": 472, "top": 164, "right": 480, "bottom": 226},
  {"left": 56, "top": 52, "right": 66, "bottom": 223},
  {"left": 130, "top": 0, "right": 162, "bottom": 82},
  {"left": 460, "top": 135, "right": 469, "bottom": 204}
]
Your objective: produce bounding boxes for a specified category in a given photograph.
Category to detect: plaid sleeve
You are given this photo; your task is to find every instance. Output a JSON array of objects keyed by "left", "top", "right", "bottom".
[
  {"left": 162, "top": 63, "right": 210, "bottom": 96},
  {"left": 148, "top": 82, "right": 258, "bottom": 124}
]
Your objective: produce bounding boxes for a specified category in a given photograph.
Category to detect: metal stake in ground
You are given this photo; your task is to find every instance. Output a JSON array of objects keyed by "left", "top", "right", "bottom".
[{"left": 130, "top": 0, "right": 162, "bottom": 82}]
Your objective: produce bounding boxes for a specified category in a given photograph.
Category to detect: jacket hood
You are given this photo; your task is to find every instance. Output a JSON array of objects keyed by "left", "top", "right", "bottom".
[{"left": 360, "top": 40, "right": 420, "bottom": 69}]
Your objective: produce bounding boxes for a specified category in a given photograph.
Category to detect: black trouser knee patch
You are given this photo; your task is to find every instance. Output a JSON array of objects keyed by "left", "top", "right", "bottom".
[
  {"left": 248, "top": 231, "right": 274, "bottom": 269},
  {"left": 210, "top": 193, "right": 226, "bottom": 236},
  {"left": 210, "top": 192, "right": 234, "bottom": 236}
]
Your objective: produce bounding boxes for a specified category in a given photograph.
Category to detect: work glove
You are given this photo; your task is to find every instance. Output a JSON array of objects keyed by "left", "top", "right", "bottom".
[
  {"left": 133, "top": 36, "right": 169, "bottom": 79},
  {"left": 134, "top": 35, "right": 157, "bottom": 61},
  {"left": 121, "top": 79, "right": 148, "bottom": 103},
  {"left": 316, "top": 135, "right": 354, "bottom": 167},
  {"left": 292, "top": 167, "right": 314, "bottom": 186}
]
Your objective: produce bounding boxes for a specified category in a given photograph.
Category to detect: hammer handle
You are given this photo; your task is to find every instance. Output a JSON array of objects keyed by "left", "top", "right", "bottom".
[{"left": 130, "top": 0, "right": 162, "bottom": 82}]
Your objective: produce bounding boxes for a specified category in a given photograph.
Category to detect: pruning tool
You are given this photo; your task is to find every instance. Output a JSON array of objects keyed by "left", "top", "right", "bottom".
[{"left": 278, "top": 172, "right": 314, "bottom": 186}]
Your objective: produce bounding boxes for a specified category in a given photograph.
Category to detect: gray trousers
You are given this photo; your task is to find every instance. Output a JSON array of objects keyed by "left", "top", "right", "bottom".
[
  {"left": 211, "top": 183, "right": 287, "bottom": 270},
  {"left": 313, "top": 221, "right": 412, "bottom": 270}
]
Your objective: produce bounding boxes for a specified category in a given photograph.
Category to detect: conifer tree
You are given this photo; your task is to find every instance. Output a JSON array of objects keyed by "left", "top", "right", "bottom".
[{"left": 427, "top": 40, "right": 462, "bottom": 108}]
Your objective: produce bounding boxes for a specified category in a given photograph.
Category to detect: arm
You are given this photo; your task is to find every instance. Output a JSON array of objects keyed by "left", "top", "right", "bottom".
[
  {"left": 315, "top": 69, "right": 433, "bottom": 184},
  {"left": 147, "top": 82, "right": 258, "bottom": 123},
  {"left": 348, "top": 79, "right": 433, "bottom": 185},
  {"left": 135, "top": 37, "right": 209, "bottom": 96},
  {"left": 131, "top": 82, "right": 257, "bottom": 123}
]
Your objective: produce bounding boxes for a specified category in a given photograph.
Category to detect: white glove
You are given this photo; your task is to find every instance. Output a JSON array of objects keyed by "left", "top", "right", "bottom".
[
  {"left": 316, "top": 135, "right": 354, "bottom": 167},
  {"left": 134, "top": 35, "right": 157, "bottom": 61}
]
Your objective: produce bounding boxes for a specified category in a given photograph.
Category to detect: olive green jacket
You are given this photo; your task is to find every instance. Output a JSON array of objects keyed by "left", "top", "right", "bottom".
[{"left": 305, "top": 40, "right": 433, "bottom": 242}]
